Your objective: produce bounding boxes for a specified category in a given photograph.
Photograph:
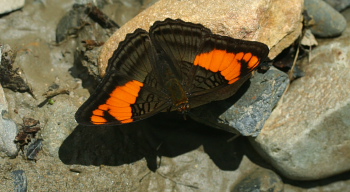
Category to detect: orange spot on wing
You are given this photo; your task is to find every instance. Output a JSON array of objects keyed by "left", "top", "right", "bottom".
[
  {"left": 106, "top": 97, "right": 130, "bottom": 107},
  {"left": 224, "top": 52, "right": 246, "bottom": 83},
  {"left": 220, "top": 52, "right": 245, "bottom": 83},
  {"left": 119, "top": 86, "right": 139, "bottom": 97},
  {"left": 90, "top": 80, "right": 144, "bottom": 124},
  {"left": 228, "top": 78, "right": 240, "bottom": 84},
  {"left": 226, "top": 54, "right": 261, "bottom": 84},
  {"left": 111, "top": 88, "right": 137, "bottom": 104},
  {"left": 98, "top": 104, "right": 109, "bottom": 111},
  {"left": 235, "top": 52, "right": 245, "bottom": 60},
  {"left": 195, "top": 50, "right": 261, "bottom": 85},
  {"left": 208, "top": 50, "right": 226, "bottom": 72},
  {"left": 91, "top": 116, "right": 107, "bottom": 124},
  {"left": 242, "top": 52, "right": 252, "bottom": 63},
  {"left": 194, "top": 51, "right": 212, "bottom": 70},
  {"left": 248, "top": 56, "right": 259, "bottom": 68},
  {"left": 218, "top": 52, "right": 236, "bottom": 71},
  {"left": 125, "top": 80, "right": 143, "bottom": 92},
  {"left": 121, "top": 119, "right": 133, "bottom": 123},
  {"left": 109, "top": 106, "right": 132, "bottom": 113},
  {"left": 109, "top": 111, "right": 132, "bottom": 120},
  {"left": 93, "top": 109, "right": 104, "bottom": 116},
  {"left": 221, "top": 64, "right": 241, "bottom": 83},
  {"left": 195, "top": 49, "right": 238, "bottom": 73}
]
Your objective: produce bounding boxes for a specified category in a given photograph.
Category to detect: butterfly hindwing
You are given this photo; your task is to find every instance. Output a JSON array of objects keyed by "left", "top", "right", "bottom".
[{"left": 75, "top": 29, "right": 171, "bottom": 125}]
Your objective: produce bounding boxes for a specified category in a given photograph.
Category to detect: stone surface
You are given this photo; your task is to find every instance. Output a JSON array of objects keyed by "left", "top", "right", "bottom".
[
  {"left": 190, "top": 67, "right": 289, "bottom": 136},
  {"left": 0, "top": 79, "right": 18, "bottom": 157},
  {"left": 12, "top": 170, "right": 27, "bottom": 192},
  {"left": 64, "top": 119, "right": 280, "bottom": 191},
  {"left": 0, "top": 0, "right": 25, "bottom": 14},
  {"left": 324, "top": 0, "right": 350, "bottom": 11},
  {"left": 99, "top": 0, "right": 304, "bottom": 76},
  {"left": 250, "top": 23, "right": 350, "bottom": 180},
  {"left": 232, "top": 168, "right": 283, "bottom": 192},
  {"left": 305, "top": 0, "right": 347, "bottom": 37}
]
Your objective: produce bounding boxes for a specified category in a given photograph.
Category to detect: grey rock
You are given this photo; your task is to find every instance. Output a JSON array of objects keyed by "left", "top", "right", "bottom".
[
  {"left": 0, "top": 83, "right": 18, "bottom": 158},
  {"left": 55, "top": 4, "right": 89, "bottom": 43},
  {"left": 190, "top": 67, "right": 289, "bottom": 136},
  {"left": 0, "top": 0, "right": 25, "bottom": 14},
  {"left": 26, "top": 139, "right": 43, "bottom": 160},
  {"left": 12, "top": 170, "right": 27, "bottom": 192},
  {"left": 250, "top": 25, "right": 350, "bottom": 180},
  {"left": 0, "top": 118, "right": 18, "bottom": 157},
  {"left": 232, "top": 168, "right": 283, "bottom": 192},
  {"left": 305, "top": 0, "right": 347, "bottom": 37},
  {"left": 324, "top": 0, "right": 350, "bottom": 11}
]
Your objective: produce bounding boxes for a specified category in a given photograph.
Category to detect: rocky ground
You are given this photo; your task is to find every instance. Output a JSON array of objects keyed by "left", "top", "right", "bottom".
[{"left": 1, "top": 0, "right": 350, "bottom": 191}]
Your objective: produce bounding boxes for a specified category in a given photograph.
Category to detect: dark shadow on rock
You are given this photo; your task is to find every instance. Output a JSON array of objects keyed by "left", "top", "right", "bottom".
[
  {"left": 69, "top": 50, "right": 100, "bottom": 92},
  {"left": 60, "top": 75, "right": 258, "bottom": 171},
  {"left": 282, "top": 170, "right": 350, "bottom": 189},
  {"left": 59, "top": 111, "right": 247, "bottom": 172},
  {"left": 242, "top": 137, "right": 273, "bottom": 168}
]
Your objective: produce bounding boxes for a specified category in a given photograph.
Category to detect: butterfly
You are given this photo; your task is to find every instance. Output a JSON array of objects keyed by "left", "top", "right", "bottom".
[{"left": 75, "top": 18, "right": 269, "bottom": 126}]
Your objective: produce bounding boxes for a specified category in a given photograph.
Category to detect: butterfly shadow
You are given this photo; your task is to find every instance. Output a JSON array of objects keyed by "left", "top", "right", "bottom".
[
  {"left": 59, "top": 78, "right": 267, "bottom": 172},
  {"left": 58, "top": 110, "right": 255, "bottom": 172}
]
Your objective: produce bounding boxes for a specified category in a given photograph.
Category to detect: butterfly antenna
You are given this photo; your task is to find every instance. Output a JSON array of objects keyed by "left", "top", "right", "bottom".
[
  {"left": 227, "top": 133, "right": 241, "bottom": 143},
  {"left": 182, "top": 112, "right": 187, "bottom": 120}
]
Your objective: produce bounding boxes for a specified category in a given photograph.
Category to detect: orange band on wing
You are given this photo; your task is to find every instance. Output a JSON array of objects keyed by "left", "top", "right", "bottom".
[
  {"left": 194, "top": 49, "right": 261, "bottom": 84},
  {"left": 90, "top": 80, "right": 144, "bottom": 124}
]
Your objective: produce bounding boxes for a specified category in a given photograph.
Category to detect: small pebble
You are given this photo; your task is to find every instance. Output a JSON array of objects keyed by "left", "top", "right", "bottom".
[
  {"left": 12, "top": 170, "right": 27, "bottom": 192},
  {"left": 305, "top": 0, "right": 347, "bottom": 37},
  {"left": 232, "top": 168, "right": 283, "bottom": 192}
]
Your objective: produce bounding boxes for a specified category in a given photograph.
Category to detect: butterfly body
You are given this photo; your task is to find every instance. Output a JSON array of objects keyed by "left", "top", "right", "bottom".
[{"left": 75, "top": 18, "right": 269, "bottom": 126}]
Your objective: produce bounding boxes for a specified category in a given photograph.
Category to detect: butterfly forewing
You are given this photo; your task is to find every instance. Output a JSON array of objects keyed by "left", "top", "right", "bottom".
[
  {"left": 188, "top": 35, "right": 269, "bottom": 99},
  {"left": 187, "top": 34, "right": 269, "bottom": 107}
]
